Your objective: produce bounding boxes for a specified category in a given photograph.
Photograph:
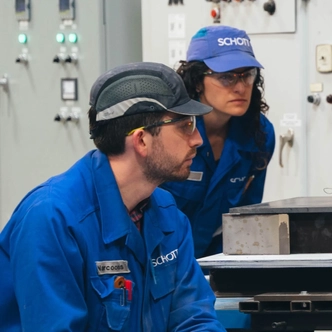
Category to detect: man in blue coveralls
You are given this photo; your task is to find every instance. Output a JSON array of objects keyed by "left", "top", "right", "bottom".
[{"left": 0, "top": 62, "right": 225, "bottom": 331}]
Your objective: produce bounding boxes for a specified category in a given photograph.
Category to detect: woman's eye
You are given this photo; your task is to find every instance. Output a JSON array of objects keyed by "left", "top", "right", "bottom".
[{"left": 220, "top": 75, "right": 232, "bottom": 81}]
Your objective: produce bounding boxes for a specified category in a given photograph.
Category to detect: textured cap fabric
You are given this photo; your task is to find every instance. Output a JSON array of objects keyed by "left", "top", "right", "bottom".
[
  {"left": 90, "top": 62, "right": 212, "bottom": 121},
  {"left": 187, "top": 25, "right": 263, "bottom": 73}
]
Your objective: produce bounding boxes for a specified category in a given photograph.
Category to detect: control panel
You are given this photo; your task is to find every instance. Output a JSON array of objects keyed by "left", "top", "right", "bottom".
[
  {"left": 53, "top": 1, "right": 80, "bottom": 123},
  {"left": 207, "top": 0, "right": 295, "bottom": 34},
  {"left": 0, "top": 0, "right": 143, "bottom": 228}
]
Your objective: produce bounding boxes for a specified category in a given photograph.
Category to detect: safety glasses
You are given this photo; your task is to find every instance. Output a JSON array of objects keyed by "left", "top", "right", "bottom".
[
  {"left": 203, "top": 68, "right": 257, "bottom": 87},
  {"left": 127, "top": 115, "right": 196, "bottom": 136}
]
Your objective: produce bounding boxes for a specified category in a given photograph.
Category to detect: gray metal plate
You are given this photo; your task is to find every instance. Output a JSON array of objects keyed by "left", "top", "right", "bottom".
[{"left": 230, "top": 196, "right": 332, "bottom": 214}]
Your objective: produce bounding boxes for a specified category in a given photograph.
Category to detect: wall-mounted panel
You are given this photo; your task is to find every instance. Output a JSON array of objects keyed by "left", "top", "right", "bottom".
[
  {"left": 210, "top": 0, "right": 296, "bottom": 34},
  {"left": 0, "top": 0, "right": 142, "bottom": 229}
]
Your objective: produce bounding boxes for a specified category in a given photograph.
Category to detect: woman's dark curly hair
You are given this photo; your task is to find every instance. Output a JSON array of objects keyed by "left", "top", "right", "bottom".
[{"left": 176, "top": 60, "right": 270, "bottom": 170}]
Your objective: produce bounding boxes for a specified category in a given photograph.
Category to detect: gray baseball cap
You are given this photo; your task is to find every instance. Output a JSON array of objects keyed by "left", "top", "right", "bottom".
[{"left": 89, "top": 62, "right": 212, "bottom": 122}]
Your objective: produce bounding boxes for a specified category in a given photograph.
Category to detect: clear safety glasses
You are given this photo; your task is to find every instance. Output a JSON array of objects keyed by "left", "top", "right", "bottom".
[
  {"left": 203, "top": 68, "right": 258, "bottom": 88},
  {"left": 127, "top": 115, "right": 196, "bottom": 136}
]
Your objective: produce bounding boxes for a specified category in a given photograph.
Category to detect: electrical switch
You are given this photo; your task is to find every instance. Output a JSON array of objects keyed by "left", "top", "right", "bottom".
[
  {"left": 54, "top": 108, "right": 68, "bottom": 122},
  {"left": 66, "top": 110, "right": 80, "bottom": 123},
  {"left": 316, "top": 44, "right": 332, "bottom": 73},
  {"left": 15, "top": 54, "right": 28, "bottom": 64},
  {"left": 65, "top": 53, "right": 78, "bottom": 64},
  {"left": 53, "top": 53, "right": 66, "bottom": 64}
]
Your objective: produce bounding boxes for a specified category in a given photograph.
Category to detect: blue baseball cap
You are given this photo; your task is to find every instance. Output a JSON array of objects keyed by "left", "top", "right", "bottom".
[{"left": 187, "top": 25, "right": 263, "bottom": 73}]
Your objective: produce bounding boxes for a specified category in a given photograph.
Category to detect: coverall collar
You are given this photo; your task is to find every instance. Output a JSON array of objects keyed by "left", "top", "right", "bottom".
[
  {"left": 197, "top": 115, "right": 259, "bottom": 152},
  {"left": 91, "top": 150, "right": 175, "bottom": 251}
]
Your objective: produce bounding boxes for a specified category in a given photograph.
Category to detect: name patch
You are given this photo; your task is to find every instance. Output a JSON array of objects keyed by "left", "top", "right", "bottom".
[
  {"left": 96, "top": 260, "right": 130, "bottom": 275},
  {"left": 187, "top": 171, "right": 203, "bottom": 181}
]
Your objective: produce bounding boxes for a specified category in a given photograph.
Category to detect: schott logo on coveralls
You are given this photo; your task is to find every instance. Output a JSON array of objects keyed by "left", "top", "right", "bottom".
[
  {"left": 152, "top": 249, "right": 178, "bottom": 267},
  {"left": 217, "top": 37, "right": 251, "bottom": 47},
  {"left": 230, "top": 176, "right": 246, "bottom": 183}
]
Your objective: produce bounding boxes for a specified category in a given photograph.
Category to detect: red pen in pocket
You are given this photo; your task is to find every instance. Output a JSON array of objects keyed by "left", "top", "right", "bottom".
[{"left": 125, "top": 279, "right": 133, "bottom": 301}]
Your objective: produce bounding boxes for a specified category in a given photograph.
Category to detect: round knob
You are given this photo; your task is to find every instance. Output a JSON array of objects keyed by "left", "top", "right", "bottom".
[
  {"left": 16, "top": 58, "right": 21, "bottom": 63},
  {"left": 54, "top": 114, "right": 62, "bottom": 121},
  {"left": 65, "top": 56, "right": 72, "bottom": 63},
  {"left": 307, "top": 95, "right": 314, "bottom": 103},
  {"left": 326, "top": 94, "right": 332, "bottom": 104},
  {"left": 307, "top": 94, "right": 320, "bottom": 106},
  {"left": 263, "top": 0, "right": 276, "bottom": 15},
  {"left": 53, "top": 55, "right": 60, "bottom": 63}
]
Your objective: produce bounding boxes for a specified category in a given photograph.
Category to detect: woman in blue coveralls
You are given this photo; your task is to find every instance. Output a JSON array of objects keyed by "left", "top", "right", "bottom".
[{"left": 161, "top": 25, "right": 275, "bottom": 259}]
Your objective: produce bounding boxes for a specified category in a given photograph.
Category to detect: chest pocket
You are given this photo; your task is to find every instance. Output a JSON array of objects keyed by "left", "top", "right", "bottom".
[
  {"left": 225, "top": 162, "right": 255, "bottom": 206},
  {"left": 150, "top": 261, "right": 176, "bottom": 300},
  {"left": 226, "top": 180, "right": 246, "bottom": 206},
  {"left": 90, "top": 275, "right": 133, "bottom": 331}
]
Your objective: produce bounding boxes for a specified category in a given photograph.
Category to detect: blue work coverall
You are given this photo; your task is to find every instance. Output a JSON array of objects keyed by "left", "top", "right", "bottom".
[
  {"left": 161, "top": 114, "right": 275, "bottom": 258},
  {"left": 0, "top": 150, "right": 225, "bottom": 332}
]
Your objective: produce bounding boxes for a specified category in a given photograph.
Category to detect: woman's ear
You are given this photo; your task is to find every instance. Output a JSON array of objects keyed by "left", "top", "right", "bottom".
[{"left": 196, "top": 83, "right": 203, "bottom": 94}]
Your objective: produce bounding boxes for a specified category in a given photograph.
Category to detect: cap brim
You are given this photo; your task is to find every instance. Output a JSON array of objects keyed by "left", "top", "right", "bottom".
[
  {"left": 204, "top": 52, "right": 263, "bottom": 73},
  {"left": 169, "top": 98, "right": 212, "bottom": 116}
]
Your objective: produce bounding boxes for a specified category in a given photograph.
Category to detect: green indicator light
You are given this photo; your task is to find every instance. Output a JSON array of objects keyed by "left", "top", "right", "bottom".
[
  {"left": 18, "top": 34, "right": 27, "bottom": 44},
  {"left": 56, "top": 33, "right": 65, "bottom": 43},
  {"left": 68, "top": 33, "right": 78, "bottom": 43}
]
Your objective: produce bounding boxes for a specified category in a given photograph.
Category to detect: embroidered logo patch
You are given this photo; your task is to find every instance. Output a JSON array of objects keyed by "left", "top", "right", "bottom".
[
  {"left": 96, "top": 260, "right": 130, "bottom": 275},
  {"left": 151, "top": 249, "right": 178, "bottom": 267}
]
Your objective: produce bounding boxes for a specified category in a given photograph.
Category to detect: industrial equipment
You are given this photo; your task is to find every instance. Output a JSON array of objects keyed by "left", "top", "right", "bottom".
[{"left": 198, "top": 197, "right": 332, "bottom": 330}]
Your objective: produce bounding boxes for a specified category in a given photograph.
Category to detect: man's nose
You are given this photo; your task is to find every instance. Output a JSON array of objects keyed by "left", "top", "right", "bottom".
[{"left": 189, "top": 128, "right": 203, "bottom": 148}]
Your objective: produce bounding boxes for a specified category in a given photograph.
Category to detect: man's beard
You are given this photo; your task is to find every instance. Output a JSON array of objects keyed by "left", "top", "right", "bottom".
[{"left": 143, "top": 139, "right": 195, "bottom": 185}]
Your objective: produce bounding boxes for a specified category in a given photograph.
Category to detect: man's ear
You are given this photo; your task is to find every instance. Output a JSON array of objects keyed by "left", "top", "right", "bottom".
[{"left": 131, "top": 129, "right": 149, "bottom": 157}]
